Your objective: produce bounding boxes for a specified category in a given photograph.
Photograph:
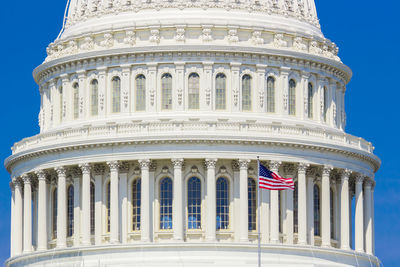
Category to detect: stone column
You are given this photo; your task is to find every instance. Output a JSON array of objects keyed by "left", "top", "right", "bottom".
[
  {"left": 364, "top": 179, "right": 373, "bottom": 255},
  {"left": 72, "top": 169, "right": 81, "bottom": 247},
  {"left": 22, "top": 174, "right": 32, "bottom": 253},
  {"left": 270, "top": 161, "right": 281, "bottom": 244},
  {"left": 97, "top": 67, "right": 107, "bottom": 117},
  {"left": 147, "top": 63, "right": 157, "bottom": 113},
  {"left": 80, "top": 163, "right": 91, "bottom": 245},
  {"left": 202, "top": 62, "right": 214, "bottom": 111},
  {"left": 260, "top": 167, "right": 270, "bottom": 243},
  {"left": 36, "top": 170, "right": 48, "bottom": 251},
  {"left": 119, "top": 163, "right": 129, "bottom": 244},
  {"left": 239, "top": 159, "right": 250, "bottom": 243},
  {"left": 321, "top": 165, "right": 332, "bottom": 247},
  {"left": 108, "top": 161, "right": 120, "bottom": 244},
  {"left": 340, "top": 169, "right": 351, "bottom": 250},
  {"left": 297, "top": 163, "right": 309, "bottom": 245},
  {"left": 172, "top": 159, "right": 184, "bottom": 241},
  {"left": 77, "top": 70, "right": 86, "bottom": 119},
  {"left": 256, "top": 64, "right": 267, "bottom": 113},
  {"left": 205, "top": 159, "right": 217, "bottom": 241},
  {"left": 231, "top": 62, "right": 241, "bottom": 112},
  {"left": 55, "top": 167, "right": 67, "bottom": 248},
  {"left": 174, "top": 62, "right": 185, "bottom": 111},
  {"left": 121, "top": 65, "right": 131, "bottom": 114},
  {"left": 285, "top": 187, "right": 294, "bottom": 244},
  {"left": 139, "top": 159, "right": 151, "bottom": 242},
  {"left": 93, "top": 164, "right": 104, "bottom": 245},
  {"left": 14, "top": 179, "right": 23, "bottom": 255},
  {"left": 371, "top": 182, "right": 375, "bottom": 254},
  {"left": 306, "top": 168, "right": 315, "bottom": 245},
  {"left": 10, "top": 182, "right": 15, "bottom": 257},
  {"left": 279, "top": 67, "right": 290, "bottom": 115},
  {"left": 355, "top": 175, "right": 364, "bottom": 252}
]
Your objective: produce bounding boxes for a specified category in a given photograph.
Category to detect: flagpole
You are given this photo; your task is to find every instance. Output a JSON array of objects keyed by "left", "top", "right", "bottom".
[{"left": 257, "top": 156, "right": 261, "bottom": 267}]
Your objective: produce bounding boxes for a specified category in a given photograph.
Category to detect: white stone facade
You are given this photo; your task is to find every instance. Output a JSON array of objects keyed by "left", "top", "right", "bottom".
[{"left": 5, "top": 0, "right": 380, "bottom": 266}]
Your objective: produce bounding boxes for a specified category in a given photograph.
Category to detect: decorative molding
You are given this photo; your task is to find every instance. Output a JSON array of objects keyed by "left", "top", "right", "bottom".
[
  {"left": 205, "top": 159, "right": 217, "bottom": 169},
  {"left": 107, "top": 161, "right": 120, "bottom": 172}
]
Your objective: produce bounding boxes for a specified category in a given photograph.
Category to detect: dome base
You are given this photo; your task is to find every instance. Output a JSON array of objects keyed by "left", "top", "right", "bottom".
[{"left": 7, "top": 243, "right": 379, "bottom": 267}]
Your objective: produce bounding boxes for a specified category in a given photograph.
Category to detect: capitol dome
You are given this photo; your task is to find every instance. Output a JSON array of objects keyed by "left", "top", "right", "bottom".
[{"left": 6, "top": 0, "right": 380, "bottom": 266}]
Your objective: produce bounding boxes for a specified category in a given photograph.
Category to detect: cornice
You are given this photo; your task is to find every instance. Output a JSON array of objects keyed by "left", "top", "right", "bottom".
[
  {"left": 34, "top": 47, "right": 351, "bottom": 85},
  {"left": 5, "top": 131, "right": 380, "bottom": 176}
]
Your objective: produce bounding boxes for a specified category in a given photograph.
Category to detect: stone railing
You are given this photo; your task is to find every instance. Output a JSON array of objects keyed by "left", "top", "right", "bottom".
[{"left": 11, "top": 121, "right": 374, "bottom": 155}]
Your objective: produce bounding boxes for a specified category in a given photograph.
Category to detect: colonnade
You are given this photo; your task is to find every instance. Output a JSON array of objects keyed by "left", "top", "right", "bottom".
[{"left": 9, "top": 159, "right": 375, "bottom": 258}]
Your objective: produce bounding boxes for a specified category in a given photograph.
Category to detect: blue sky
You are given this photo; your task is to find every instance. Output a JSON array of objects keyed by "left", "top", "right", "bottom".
[{"left": 0, "top": 1, "right": 399, "bottom": 266}]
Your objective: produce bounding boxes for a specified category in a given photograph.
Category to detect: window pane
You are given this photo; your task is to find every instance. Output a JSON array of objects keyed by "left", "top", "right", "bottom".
[
  {"left": 248, "top": 178, "right": 257, "bottom": 231},
  {"left": 215, "top": 73, "right": 226, "bottom": 110},
  {"left": 323, "top": 86, "right": 328, "bottom": 122},
  {"left": 267, "top": 77, "right": 275, "bottom": 113},
  {"left": 136, "top": 75, "right": 146, "bottom": 111},
  {"left": 188, "top": 177, "right": 201, "bottom": 229},
  {"left": 161, "top": 74, "right": 172, "bottom": 110},
  {"left": 242, "top": 75, "right": 252, "bottom": 111},
  {"left": 308, "top": 83, "right": 313, "bottom": 119},
  {"left": 160, "top": 178, "right": 173, "bottom": 229},
  {"left": 67, "top": 185, "right": 74, "bottom": 237},
  {"left": 91, "top": 80, "right": 99, "bottom": 116},
  {"left": 53, "top": 189, "right": 58, "bottom": 239},
  {"left": 90, "top": 182, "right": 95, "bottom": 235},
  {"left": 112, "top": 77, "right": 121, "bottom": 113},
  {"left": 188, "top": 73, "right": 200, "bottom": 110},
  {"left": 59, "top": 86, "right": 63, "bottom": 122},
  {"left": 314, "top": 185, "right": 321, "bottom": 236},
  {"left": 107, "top": 182, "right": 111, "bottom": 233},
  {"left": 216, "top": 177, "right": 229, "bottom": 230},
  {"left": 132, "top": 179, "right": 141, "bottom": 231},
  {"left": 289, "top": 79, "right": 296, "bottom": 115},
  {"left": 73, "top": 83, "right": 79, "bottom": 119}
]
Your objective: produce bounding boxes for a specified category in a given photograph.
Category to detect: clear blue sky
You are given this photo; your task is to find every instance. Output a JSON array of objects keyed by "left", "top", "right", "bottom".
[{"left": 0, "top": 1, "right": 398, "bottom": 266}]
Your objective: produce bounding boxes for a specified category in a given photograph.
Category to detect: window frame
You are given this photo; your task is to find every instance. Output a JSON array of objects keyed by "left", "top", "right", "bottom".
[
  {"left": 161, "top": 73, "right": 173, "bottom": 110},
  {"left": 135, "top": 74, "right": 146, "bottom": 112},
  {"left": 215, "top": 73, "right": 227, "bottom": 110}
]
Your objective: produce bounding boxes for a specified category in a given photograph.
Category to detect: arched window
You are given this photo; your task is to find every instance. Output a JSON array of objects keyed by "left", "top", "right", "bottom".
[
  {"left": 160, "top": 178, "right": 173, "bottom": 230},
  {"left": 90, "top": 79, "right": 99, "bottom": 116},
  {"left": 215, "top": 73, "right": 226, "bottom": 110},
  {"left": 90, "top": 182, "right": 95, "bottom": 235},
  {"left": 323, "top": 86, "right": 328, "bottom": 122},
  {"left": 67, "top": 185, "right": 74, "bottom": 237},
  {"left": 293, "top": 182, "right": 298, "bottom": 233},
  {"left": 52, "top": 188, "right": 58, "bottom": 239},
  {"left": 314, "top": 185, "right": 321, "bottom": 236},
  {"left": 188, "top": 73, "right": 200, "bottom": 110},
  {"left": 330, "top": 188, "right": 334, "bottom": 239},
  {"left": 136, "top": 75, "right": 146, "bottom": 111},
  {"left": 132, "top": 179, "right": 141, "bottom": 231},
  {"left": 289, "top": 79, "right": 296, "bottom": 115},
  {"left": 216, "top": 177, "right": 229, "bottom": 230},
  {"left": 112, "top": 77, "right": 121, "bottom": 113},
  {"left": 59, "top": 86, "right": 63, "bottom": 122},
  {"left": 188, "top": 177, "right": 201, "bottom": 229},
  {"left": 248, "top": 178, "right": 257, "bottom": 231},
  {"left": 161, "top": 73, "right": 172, "bottom": 110},
  {"left": 308, "top": 83, "right": 313, "bottom": 119},
  {"left": 242, "top": 75, "right": 252, "bottom": 111},
  {"left": 106, "top": 181, "right": 111, "bottom": 233},
  {"left": 266, "top": 76, "right": 275, "bottom": 113},
  {"left": 73, "top": 83, "right": 79, "bottom": 119}
]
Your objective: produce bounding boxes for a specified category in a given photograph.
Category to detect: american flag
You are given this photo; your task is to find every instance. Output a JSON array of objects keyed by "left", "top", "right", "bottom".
[{"left": 258, "top": 163, "right": 294, "bottom": 191}]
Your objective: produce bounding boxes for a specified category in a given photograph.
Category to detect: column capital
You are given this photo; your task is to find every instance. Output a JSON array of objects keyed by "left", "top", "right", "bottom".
[
  {"left": 297, "top": 162, "right": 310, "bottom": 174},
  {"left": 322, "top": 165, "right": 333, "bottom": 176},
  {"left": 330, "top": 178, "right": 337, "bottom": 186},
  {"left": 35, "top": 170, "right": 47, "bottom": 181},
  {"left": 355, "top": 174, "right": 365, "bottom": 184},
  {"left": 107, "top": 161, "right": 120, "bottom": 172},
  {"left": 79, "top": 163, "right": 91, "bottom": 174},
  {"left": 55, "top": 166, "right": 66, "bottom": 177},
  {"left": 205, "top": 159, "right": 218, "bottom": 169},
  {"left": 13, "top": 178, "right": 23, "bottom": 189},
  {"left": 340, "top": 169, "right": 352, "bottom": 180},
  {"left": 238, "top": 159, "right": 250, "bottom": 170},
  {"left": 139, "top": 159, "right": 151, "bottom": 169},
  {"left": 22, "top": 174, "right": 32, "bottom": 185},
  {"left": 364, "top": 178, "right": 373, "bottom": 188},
  {"left": 269, "top": 161, "right": 281, "bottom": 172},
  {"left": 172, "top": 158, "right": 184, "bottom": 168}
]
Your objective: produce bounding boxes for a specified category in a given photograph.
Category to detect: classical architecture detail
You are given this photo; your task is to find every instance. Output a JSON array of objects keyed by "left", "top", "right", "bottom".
[{"left": 5, "top": 1, "right": 380, "bottom": 267}]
